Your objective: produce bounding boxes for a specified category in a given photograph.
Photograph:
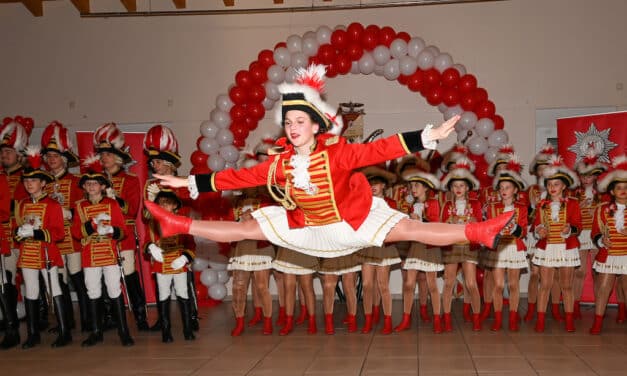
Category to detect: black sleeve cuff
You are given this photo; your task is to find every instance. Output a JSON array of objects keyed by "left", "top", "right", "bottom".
[
  {"left": 195, "top": 173, "right": 218, "bottom": 193},
  {"left": 182, "top": 252, "right": 194, "bottom": 263},
  {"left": 570, "top": 225, "right": 579, "bottom": 236},
  {"left": 33, "top": 229, "right": 46, "bottom": 241},
  {"left": 593, "top": 234, "right": 603, "bottom": 248},
  {"left": 84, "top": 221, "right": 95, "bottom": 235},
  {"left": 112, "top": 227, "right": 123, "bottom": 240},
  {"left": 399, "top": 130, "right": 425, "bottom": 154},
  {"left": 116, "top": 197, "right": 128, "bottom": 212},
  {"left": 511, "top": 225, "right": 523, "bottom": 238}
]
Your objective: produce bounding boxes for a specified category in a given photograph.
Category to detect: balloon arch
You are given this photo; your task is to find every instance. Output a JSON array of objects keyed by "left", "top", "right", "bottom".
[{"left": 191, "top": 23, "right": 509, "bottom": 185}]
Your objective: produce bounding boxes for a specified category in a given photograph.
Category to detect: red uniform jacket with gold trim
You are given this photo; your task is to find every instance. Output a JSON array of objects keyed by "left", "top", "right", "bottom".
[
  {"left": 441, "top": 198, "right": 482, "bottom": 250},
  {"left": 409, "top": 198, "right": 440, "bottom": 223},
  {"left": 71, "top": 197, "right": 126, "bottom": 267},
  {"left": 45, "top": 170, "right": 83, "bottom": 255},
  {"left": 570, "top": 186, "right": 604, "bottom": 231},
  {"left": 487, "top": 202, "right": 528, "bottom": 251},
  {"left": 146, "top": 221, "right": 196, "bottom": 275},
  {"left": 2, "top": 166, "right": 28, "bottom": 253},
  {"left": 591, "top": 202, "right": 627, "bottom": 262},
  {"left": 532, "top": 198, "right": 581, "bottom": 250},
  {"left": 110, "top": 169, "right": 140, "bottom": 251},
  {"left": 14, "top": 194, "right": 64, "bottom": 269},
  {"left": 142, "top": 177, "right": 192, "bottom": 220},
  {"left": 195, "top": 131, "right": 428, "bottom": 230}
]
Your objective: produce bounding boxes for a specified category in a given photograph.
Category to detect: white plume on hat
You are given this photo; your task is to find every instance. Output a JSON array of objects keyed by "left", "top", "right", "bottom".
[
  {"left": 441, "top": 157, "right": 480, "bottom": 191},
  {"left": 598, "top": 155, "right": 627, "bottom": 193},
  {"left": 540, "top": 155, "right": 580, "bottom": 190}
]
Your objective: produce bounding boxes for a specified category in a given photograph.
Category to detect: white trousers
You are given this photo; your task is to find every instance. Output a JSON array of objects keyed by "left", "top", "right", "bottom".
[
  {"left": 22, "top": 266, "right": 62, "bottom": 300},
  {"left": 0, "top": 249, "right": 19, "bottom": 285},
  {"left": 156, "top": 272, "right": 188, "bottom": 301},
  {"left": 59, "top": 252, "right": 82, "bottom": 283},
  {"left": 120, "top": 249, "right": 136, "bottom": 276},
  {"left": 84, "top": 265, "right": 122, "bottom": 299}
]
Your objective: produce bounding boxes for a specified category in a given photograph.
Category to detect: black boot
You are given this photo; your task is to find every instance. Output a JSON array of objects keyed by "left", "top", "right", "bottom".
[
  {"left": 160, "top": 299, "right": 173, "bottom": 343},
  {"left": 178, "top": 297, "right": 195, "bottom": 341},
  {"left": 51, "top": 295, "right": 72, "bottom": 347},
  {"left": 81, "top": 298, "right": 104, "bottom": 347},
  {"left": 37, "top": 276, "right": 49, "bottom": 331},
  {"left": 70, "top": 271, "right": 91, "bottom": 333},
  {"left": 149, "top": 277, "right": 162, "bottom": 331},
  {"left": 125, "top": 272, "right": 149, "bottom": 331},
  {"left": 22, "top": 299, "right": 41, "bottom": 349},
  {"left": 187, "top": 271, "right": 200, "bottom": 331},
  {"left": 0, "top": 284, "right": 21, "bottom": 349},
  {"left": 49, "top": 277, "right": 75, "bottom": 333},
  {"left": 112, "top": 295, "right": 134, "bottom": 347},
  {"left": 102, "top": 289, "right": 117, "bottom": 331}
]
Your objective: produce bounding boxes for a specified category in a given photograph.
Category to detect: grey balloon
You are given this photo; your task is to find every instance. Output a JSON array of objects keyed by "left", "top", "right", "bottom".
[
  {"left": 286, "top": 34, "right": 302, "bottom": 53},
  {"left": 389, "top": 39, "right": 408, "bottom": 59},
  {"left": 302, "top": 37, "right": 319, "bottom": 57},
  {"left": 383, "top": 59, "right": 400, "bottom": 80},
  {"left": 210, "top": 109, "right": 231, "bottom": 128},
  {"left": 302, "top": 31, "right": 317, "bottom": 41},
  {"left": 273, "top": 47, "right": 291, "bottom": 68},
  {"left": 267, "top": 64, "right": 285, "bottom": 84},
  {"left": 407, "top": 37, "right": 426, "bottom": 58},
  {"left": 216, "top": 128, "right": 234, "bottom": 146},
  {"left": 434, "top": 53, "right": 454, "bottom": 73},
  {"left": 262, "top": 97, "right": 276, "bottom": 110},
  {"left": 219, "top": 145, "right": 240, "bottom": 163},
  {"left": 444, "top": 105, "right": 463, "bottom": 120},
  {"left": 264, "top": 81, "right": 280, "bottom": 100},
  {"left": 373, "top": 45, "right": 391, "bottom": 66},
  {"left": 291, "top": 52, "right": 309, "bottom": 69},
  {"left": 488, "top": 130, "right": 509, "bottom": 148},
  {"left": 416, "top": 50, "right": 435, "bottom": 70},
  {"left": 399, "top": 56, "right": 418, "bottom": 76},
  {"left": 458, "top": 111, "right": 478, "bottom": 130},
  {"left": 200, "top": 121, "right": 219, "bottom": 139},
  {"left": 453, "top": 64, "right": 467, "bottom": 76},
  {"left": 285, "top": 67, "right": 298, "bottom": 83},
  {"left": 215, "top": 94, "right": 233, "bottom": 112},
  {"left": 207, "top": 154, "right": 226, "bottom": 172},
  {"left": 359, "top": 53, "right": 375, "bottom": 75},
  {"left": 316, "top": 25, "right": 332, "bottom": 44},
  {"left": 199, "top": 137, "right": 220, "bottom": 155}
]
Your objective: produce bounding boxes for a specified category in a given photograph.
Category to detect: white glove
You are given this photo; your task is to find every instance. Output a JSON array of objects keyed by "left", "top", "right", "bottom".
[
  {"left": 148, "top": 243, "right": 164, "bottom": 262},
  {"left": 97, "top": 224, "right": 114, "bottom": 236},
  {"left": 62, "top": 208, "right": 73, "bottom": 221},
  {"left": 170, "top": 255, "right": 187, "bottom": 270},
  {"left": 105, "top": 187, "right": 116, "bottom": 199},
  {"left": 31, "top": 216, "right": 42, "bottom": 230},
  {"left": 147, "top": 183, "right": 161, "bottom": 202},
  {"left": 94, "top": 213, "right": 111, "bottom": 225},
  {"left": 17, "top": 224, "right": 35, "bottom": 239}
]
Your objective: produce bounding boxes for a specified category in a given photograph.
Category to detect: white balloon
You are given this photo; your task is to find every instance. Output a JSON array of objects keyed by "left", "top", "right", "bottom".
[
  {"left": 444, "top": 105, "right": 463, "bottom": 120},
  {"left": 399, "top": 56, "right": 418, "bottom": 76},
  {"left": 215, "top": 94, "right": 233, "bottom": 112},
  {"left": 416, "top": 50, "right": 435, "bottom": 70},
  {"left": 457, "top": 129, "right": 470, "bottom": 143},
  {"left": 200, "top": 121, "right": 219, "bottom": 139},
  {"left": 466, "top": 135, "right": 489, "bottom": 155},
  {"left": 407, "top": 37, "right": 426, "bottom": 58},
  {"left": 284, "top": 67, "right": 298, "bottom": 83},
  {"left": 267, "top": 65, "right": 285, "bottom": 84},
  {"left": 374, "top": 65, "right": 385, "bottom": 76},
  {"left": 273, "top": 47, "right": 291, "bottom": 68},
  {"left": 208, "top": 283, "right": 227, "bottom": 300},
  {"left": 210, "top": 109, "right": 231, "bottom": 128},
  {"left": 484, "top": 146, "right": 500, "bottom": 164},
  {"left": 373, "top": 45, "right": 391, "bottom": 66},
  {"left": 334, "top": 24, "right": 346, "bottom": 31},
  {"left": 434, "top": 53, "right": 453, "bottom": 73},
  {"left": 437, "top": 104, "right": 448, "bottom": 113},
  {"left": 475, "top": 118, "right": 495, "bottom": 138},
  {"left": 389, "top": 39, "right": 408, "bottom": 59},
  {"left": 425, "top": 45, "right": 440, "bottom": 56},
  {"left": 199, "top": 137, "right": 220, "bottom": 155},
  {"left": 383, "top": 59, "right": 400, "bottom": 80},
  {"left": 262, "top": 97, "right": 276, "bottom": 110},
  {"left": 216, "top": 129, "right": 234, "bottom": 146},
  {"left": 302, "top": 30, "right": 317, "bottom": 40},
  {"left": 219, "top": 145, "right": 240, "bottom": 163},
  {"left": 217, "top": 270, "right": 230, "bottom": 284},
  {"left": 453, "top": 63, "right": 467, "bottom": 76},
  {"left": 458, "top": 111, "right": 478, "bottom": 131},
  {"left": 207, "top": 154, "right": 226, "bottom": 171},
  {"left": 316, "top": 25, "right": 333, "bottom": 44},
  {"left": 264, "top": 81, "right": 280, "bottom": 100},
  {"left": 488, "top": 130, "right": 509, "bottom": 148},
  {"left": 286, "top": 34, "right": 302, "bottom": 53},
  {"left": 291, "top": 52, "right": 308, "bottom": 69},
  {"left": 359, "top": 53, "right": 375, "bottom": 75},
  {"left": 350, "top": 60, "right": 360, "bottom": 74},
  {"left": 200, "top": 268, "right": 218, "bottom": 287},
  {"left": 192, "top": 258, "right": 210, "bottom": 272},
  {"left": 302, "top": 37, "right": 319, "bottom": 56}
]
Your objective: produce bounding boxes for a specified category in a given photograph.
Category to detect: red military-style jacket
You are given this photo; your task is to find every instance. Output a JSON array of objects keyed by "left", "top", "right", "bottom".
[
  {"left": 71, "top": 196, "right": 126, "bottom": 267},
  {"left": 441, "top": 198, "right": 482, "bottom": 250},
  {"left": 408, "top": 197, "right": 440, "bottom": 223},
  {"left": 14, "top": 193, "right": 65, "bottom": 269},
  {"left": 2, "top": 165, "right": 28, "bottom": 253},
  {"left": 142, "top": 177, "right": 192, "bottom": 220},
  {"left": 146, "top": 220, "right": 195, "bottom": 275},
  {"left": 532, "top": 197, "right": 582, "bottom": 250},
  {"left": 195, "top": 131, "right": 429, "bottom": 230},
  {"left": 487, "top": 202, "right": 528, "bottom": 251},
  {"left": 45, "top": 170, "right": 83, "bottom": 255},
  {"left": 570, "top": 186, "right": 606, "bottom": 231},
  {"left": 591, "top": 202, "right": 627, "bottom": 262},
  {"left": 109, "top": 168, "right": 140, "bottom": 251}
]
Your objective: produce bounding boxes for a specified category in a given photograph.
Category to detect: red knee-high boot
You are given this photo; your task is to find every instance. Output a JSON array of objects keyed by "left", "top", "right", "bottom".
[
  {"left": 472, "top": 313, "right": 482, "bottom": 331},
  {"left": 381, "top": 315, "right": 393, "bottom": 335},
  {"left": 465, "top": 211, "right": 515, "bottom": 249},
  {"left": 490, "top": 311, "right": 502, "bottom": 331},
  {"left": 279, "top": 315, "right": 294, "bottom": 336},
  {"left": 145, "top": 201, "right": 192, "bottom": 237},
  {"left": 480, "top": 302, "right": 492, "bottom": 322},
  {"left": 508, "top": 310, "right": 519, "bottom": 332},
  {"left": 276, "top": 306, "right": 286, "bottom": 326},
  {"left": 432, "top": 314, "right": 443, "bottom": 334},
  {"left": 443, "top": 313, "right": 453, "bottom": 332},
  {"left": 345, "top": 314, "right": 357, "bottom": 333},
  {"left": 420, "top": 305, "right": 431, "bottom": 323},
  {"left": 523, "top": 303, "right": 536, "bottom": 322},
  {"left": 248, "top": 307, "right": 263, "bottom": 327},
  {"left": 296, "top": 304, "right": 308, "bottom": 325},
  {"left": 324, "top": 314, "right": 335, "bottom": 335},
  {"left": 616, "top": 303, "right": 626, "bottom": 324},
  {"left": 231, "top": 317, "right": 245, "bottom": 337},
  {"left": 307, "top": 314, "right": 317, "bottom": 334},
  {"left": 361, "top": 314, "right": 373, "bottom": 334},
  {"left": 565, "top": 312, "right": 576, "bottom": 332},
  {"left": 394, "top": 313, "right": 412, "bottom": 332},
  {"left": 534, "top": 312, "right": 546, "bottom": 333},
  {"left": 262, "top": 317, "right": 273, "bottom": 335},
  {"left": 589, "top": 314, "right": 603, "bottom": 335},
  {"left": 372, "top": 305, "right": 381, "bottom": 324}
]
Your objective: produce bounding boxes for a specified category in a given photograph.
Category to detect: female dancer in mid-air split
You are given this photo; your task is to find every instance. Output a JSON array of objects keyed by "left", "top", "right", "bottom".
[{"left": 145, "top": 65, "right": 513, "bottom": 260}]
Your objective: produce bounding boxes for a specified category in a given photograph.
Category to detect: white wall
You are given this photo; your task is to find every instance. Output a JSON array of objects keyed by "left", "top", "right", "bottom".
[{"left": 2, "top": 0, "right": 626, "bottom": 296}]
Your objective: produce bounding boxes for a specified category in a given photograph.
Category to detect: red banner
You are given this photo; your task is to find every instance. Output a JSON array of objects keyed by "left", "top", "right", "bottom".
[
  {"left": 75, "top": 131, "right": 155, "bottom": 304},
  {"left": 556, "top": 111, "right": 627, "bottom": 169}
]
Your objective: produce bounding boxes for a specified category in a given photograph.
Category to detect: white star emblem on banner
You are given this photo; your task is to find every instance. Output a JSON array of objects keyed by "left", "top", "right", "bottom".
[{"left": 567, "top": 123, "right": 618, "bottom": 163}]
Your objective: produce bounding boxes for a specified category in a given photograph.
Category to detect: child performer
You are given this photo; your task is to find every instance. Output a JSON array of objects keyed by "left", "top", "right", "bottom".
[
  {"left": 319, "top": 254, "right": 360, "bottom": 334},
  {"left": 589, "top": 155, "right": 627, "bottom": 334}
]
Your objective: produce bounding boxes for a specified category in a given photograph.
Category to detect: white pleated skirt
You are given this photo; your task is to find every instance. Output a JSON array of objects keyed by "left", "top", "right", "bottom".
[
  {"left": 252, "top": 197, "right": 407, "bottom": 258},
  {"left": 593, "top": 255, "right": 627, "bottom": 275},
  {"left": 532, "top": 244, "right": 580, "bottom": 267},
  {"left": 577, "top": 229, "right": 597, "bottom": 251},
  {"left": 227, "top": 254, "right": 274, "bottom": 271}
]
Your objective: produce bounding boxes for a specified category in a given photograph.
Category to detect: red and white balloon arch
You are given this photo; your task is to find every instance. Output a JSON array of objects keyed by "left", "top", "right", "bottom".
[{"left": 190, "top": 23, "right": 509, "bottom": 186}]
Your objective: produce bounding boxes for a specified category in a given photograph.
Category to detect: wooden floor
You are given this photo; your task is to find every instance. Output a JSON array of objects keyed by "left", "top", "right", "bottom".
[{"left": 1, "top": 299, "right": 625, "bottom": 375}]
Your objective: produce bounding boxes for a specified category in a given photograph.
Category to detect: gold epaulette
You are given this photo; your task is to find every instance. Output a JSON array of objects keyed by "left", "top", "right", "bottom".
[
  {"left": 267, "top": 147, "right": 285, "bottom": 156},
  {"left": 324, "top": 136, "right": 339, "bottom": 146}
]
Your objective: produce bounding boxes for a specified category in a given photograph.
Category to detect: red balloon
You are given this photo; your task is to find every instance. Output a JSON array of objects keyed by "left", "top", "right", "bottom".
[
  {"left": 346, "top": 22, "right": 364, "bottom": 42},
  {"left": 23, "top": 117, "right": 34, "bottom": 128},
  {"left": 473, "top": 87, "right": 488, "bottom": 104},
  {"left": 426, "top": 86, "right": 444, "bottom": 106},
  {"left": 233, "top": 137, "right": 246, "bottom": 149},
  {"left": 195, "top": 136, "right": 203, "bottom": 149},
  {"left": 190, "top": 165, "right": 211, "bottom": 175},
  {"left": 248, "top": 85, "right": 266, "bottom": 103},
  {"left": 361, "top": 27, "right": 379, "bottom": 51},
  {"left": 274, "top": 41, "right": 287, "bottom": 49},
  {"left": 247, "top": 102, "right": 266, "bottom": 121},
  {"left": 317, "top": 44, "right": 336, "bottom": 65},
  {"left": 407, "top": 70, "right": 425, "bottom": 92},
  {"left": 229, "top": 86, "right": 248, "bottom": 105},
  {"left": 325, "top": 62, "right": 338, "bottom": 78},
  {"left": 397, "top": 74, "right": 409, "bottom": 86},
  {"left": 235, "top": 70, "right": 253, "bottom": 88},
  {"left": 230, "top": 121, "right": 249, "bottom": 140},
  {"left": 346, "top": 42, "right": 364, "bottom": 61},
  {"left": 244, "top": 116, "right": 258, "bottom": 131},
  {"left": 475, "top": 100, "right": 496, "bottom": 119},
  {"left": 308, "top": 56, "right": 321, "bottom": 66},
  {"left": 396, "top": 31, "right": 411, "bottom": 42},
  {"left": 459, "top": 74, "right": 478, "bottom": 93},
  {"left": 460, "top": 92, "right": 478, "bottom": 111},
  {"left": 423, "top": 68, "right": 441, "bottom": 88},
  {"left": 14, "top": 115, "right": 24, "bottom": 124},
  {"left": 492, "top": 114, "right": 505, "bottom": 130},
  {"left": 257, "top": 49, "right": 275, "bottom": 68},
  {"left": 442, "top": 88, "right": 460, "bottom": 107},
  {"left": 335, "top": 54, "right": 352, "bottom": 75},
  {"left": 190, "top": 150, "right": 208, "bottom": 168},
  {"left": 249, "top": 62, "right": 268, "bottom": 84},
  {"left": 441, "top": 68, "right": 460, "bottom": 88},
  {"left": 3, "top": 117, "right": 13, "bottom": 125},
  {"left": 331, "top": 29, "right": 348, "bottom": 50},
  {"left": 229, "top": 104, "right": 247, "bottom": 121},
  {"left": 378, "top": 26, "right": 396, "bottom": 47}
]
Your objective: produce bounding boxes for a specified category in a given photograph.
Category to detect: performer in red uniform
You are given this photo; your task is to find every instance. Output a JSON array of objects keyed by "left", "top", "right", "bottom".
[
  {"left": 531, "top": 156, "right": 582, "bottom": 332},
  {"left": 0, "top": 118, "right": 31, "bottom": 349},
  {"left": 14, "top": 146, "right": 68, "bottom": 348},
  {"left": 40, "top": 121, "right": 89, "bottom": 333},
  {"left": 94, "top": 122, "right": 149, "bottom": 331},
  {"left": 72, "top": 155, "right": 133, "bottom": 347},
  {"left": 146, "top": 65, "right": 513, "bottom": 263},
  {"left": 145, "top": 189, "right": 196, "bottom": 342},
  {"left": 589, "top": 155, "right": 627, "bottom": 334}
]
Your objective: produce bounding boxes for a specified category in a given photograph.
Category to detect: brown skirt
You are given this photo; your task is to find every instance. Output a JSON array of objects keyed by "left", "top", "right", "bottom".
[
  {"left": 356, "top": 245, "right": 401, "bottom": 266},
  {"left": 272, "top": 247, "right": 318, "bottom": 275},
  {"left": 406, "top": 242, "right": 442, "bottom": 264},
  {"left": 318, "top": 254, "right": 361, "bottom": 275},
  {"left": 441, "top": 244, "right": 479, "bottom": 264},
  {"left": 231, "top": 240, "right": 275, "bottom": 258}
]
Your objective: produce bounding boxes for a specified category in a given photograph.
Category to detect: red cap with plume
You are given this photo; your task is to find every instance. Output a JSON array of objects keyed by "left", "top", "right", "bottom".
[
  {"left": 144, "top": 124, "right": 181, "bottom": 167},
  {"left": 79, "top": 154, "right": 111, "bottom": 188},
  {"left": 598, "top": 155, "right": 627, "bottom": 193},
  {"left": 21, "top": 145, "right": 54, "bottom": 182},
  {"left": 41, "top": 120, "right": 79, "bottom": 167}
]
